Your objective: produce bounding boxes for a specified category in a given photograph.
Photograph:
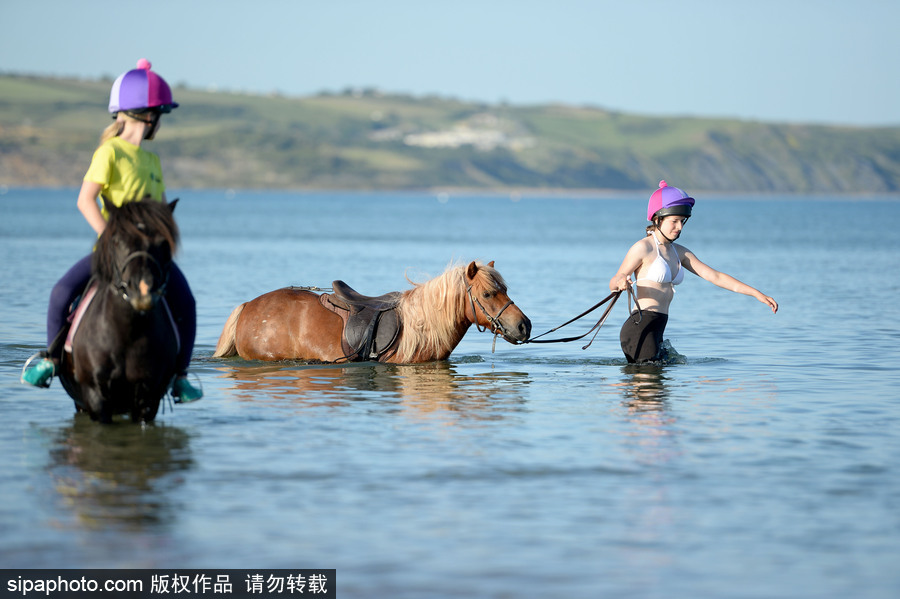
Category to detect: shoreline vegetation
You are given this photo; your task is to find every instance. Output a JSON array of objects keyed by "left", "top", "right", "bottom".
[{"left": 2, "top": 73, "right": 899, "bottom": 194}]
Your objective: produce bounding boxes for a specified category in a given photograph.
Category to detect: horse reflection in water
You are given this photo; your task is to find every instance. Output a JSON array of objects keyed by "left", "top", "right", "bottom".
[
  {"left": 46, "top": 415, "right": 193, "bottom": 531},
  {"left": 217, "top": 361, "right": 531, "bottom": 422},
  {"left": 214, "top": 261, "right": 531, "bottom": 363}
]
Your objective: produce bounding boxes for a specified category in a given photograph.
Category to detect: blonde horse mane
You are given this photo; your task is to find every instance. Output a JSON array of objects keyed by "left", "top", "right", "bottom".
[{"left": 395, "top": 261, "right": 507, "bottom": 362}]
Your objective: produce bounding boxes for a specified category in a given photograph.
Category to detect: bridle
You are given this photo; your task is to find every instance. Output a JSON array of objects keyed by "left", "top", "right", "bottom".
[
  {"left": 112, "top": 250, "right": 170, "bottom": 307},
  {"left": 466, "top": 284, "right": 518, "bottom": 341}
]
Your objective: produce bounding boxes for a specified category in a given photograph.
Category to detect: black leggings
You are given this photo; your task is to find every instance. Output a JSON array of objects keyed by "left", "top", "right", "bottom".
[{"left": 619, "top": 311, "right": 669, "bottom": 363}]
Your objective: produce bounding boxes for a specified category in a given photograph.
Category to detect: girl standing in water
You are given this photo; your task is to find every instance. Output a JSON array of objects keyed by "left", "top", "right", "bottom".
[{"left": 610, "top": 180, "right": 778, "bottom": 363}]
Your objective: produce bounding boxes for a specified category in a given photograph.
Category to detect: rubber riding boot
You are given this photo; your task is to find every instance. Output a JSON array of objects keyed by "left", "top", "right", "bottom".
[
  {"left": 22, "top": 354, "right": 56, "bottom": 388},
  {"left": 172, "top": 376, "right": 203, "bottom": 403}
]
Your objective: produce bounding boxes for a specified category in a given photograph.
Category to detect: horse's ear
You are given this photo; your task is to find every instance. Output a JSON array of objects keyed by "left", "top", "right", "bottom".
[
  {"left": 466, "top": 261, "right": 478, "bottom": 280},
  {"left": 487, "top": 261, "right": 495, "bottom": 268},
  {"left": 168, "top": 198, "right": 179, "bottom": 213}
]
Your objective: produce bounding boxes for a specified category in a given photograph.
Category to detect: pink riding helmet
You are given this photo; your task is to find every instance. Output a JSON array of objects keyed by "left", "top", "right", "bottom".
[
  {"left": 646, "top": 180, "right": 695, "bottom": 222},
  {"left": 108, "top": 59, "right": 179, "bottom": 114}
]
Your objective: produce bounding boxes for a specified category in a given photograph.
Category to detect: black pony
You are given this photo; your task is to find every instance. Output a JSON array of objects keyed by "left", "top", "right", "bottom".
[{"left": 58, "top": 199, "right": 181, "bottom": 423}]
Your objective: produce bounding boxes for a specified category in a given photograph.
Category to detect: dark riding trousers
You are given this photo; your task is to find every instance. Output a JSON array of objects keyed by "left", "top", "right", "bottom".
[
  {"left": 619, "top": 310, "right": 669, "bottom": 364},
  {"left": 47, "top": 253, "right": 196, "bottom": 374}
]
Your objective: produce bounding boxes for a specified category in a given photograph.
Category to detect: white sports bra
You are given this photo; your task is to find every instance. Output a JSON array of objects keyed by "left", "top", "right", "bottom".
[{"left": 636, "top": 232, "right": 684, "bottom": 285}]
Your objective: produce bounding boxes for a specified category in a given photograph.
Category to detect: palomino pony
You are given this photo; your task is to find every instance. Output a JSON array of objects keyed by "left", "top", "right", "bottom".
[
  {"left": 214, "top": 261, "right": 531, "bottom": 363},
  {"left": 58, "top": 199, "right": 181, "bottom": 423}
]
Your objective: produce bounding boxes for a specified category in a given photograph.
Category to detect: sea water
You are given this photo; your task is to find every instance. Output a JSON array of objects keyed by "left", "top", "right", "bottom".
[{"left": 1, "top": 188, "right": 899, "bottom": 598}]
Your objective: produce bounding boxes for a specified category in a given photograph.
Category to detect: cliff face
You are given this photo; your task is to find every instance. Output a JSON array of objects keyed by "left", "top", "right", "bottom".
[{"left": 2, "top": 75, "right": 899, "bottom": 193}]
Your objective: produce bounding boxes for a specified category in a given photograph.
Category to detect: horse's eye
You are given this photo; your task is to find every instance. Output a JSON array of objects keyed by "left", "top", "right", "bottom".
[{"left": 482, "top": 291, "right": 492, "bottom": 299}]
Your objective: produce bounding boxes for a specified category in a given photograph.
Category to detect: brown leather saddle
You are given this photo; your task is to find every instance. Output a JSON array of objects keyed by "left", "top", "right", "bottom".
[{"left": 319, "top": 280, "right": 402, "bottom": 362}]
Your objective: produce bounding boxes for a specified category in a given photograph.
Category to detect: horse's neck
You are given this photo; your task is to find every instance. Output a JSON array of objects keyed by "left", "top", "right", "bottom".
[
  {"left": 412, "top": 318, "right": 470, "bottom": 362},
  {"left": 397, "top": 283, "right": 470, "bottom": 362}
]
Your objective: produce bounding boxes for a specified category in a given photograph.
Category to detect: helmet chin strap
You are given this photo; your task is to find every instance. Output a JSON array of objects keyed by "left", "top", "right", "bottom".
[
  {"left": 653, "top": 220, "right": 677, "bottom": 244},
  {"left": 121, "top": 110, "right": 161, "bottom": 140},
  {"left": 143, "top": 113, "right": 161, "bottom": 140},
  {"left": 658, "top": 229, "right": 677, "bottom": 244}
]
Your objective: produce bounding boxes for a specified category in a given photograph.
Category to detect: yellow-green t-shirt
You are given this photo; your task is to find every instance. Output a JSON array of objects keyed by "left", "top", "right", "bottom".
[{"left": 83, "top": 136, "right": 166, "bottom": 218}]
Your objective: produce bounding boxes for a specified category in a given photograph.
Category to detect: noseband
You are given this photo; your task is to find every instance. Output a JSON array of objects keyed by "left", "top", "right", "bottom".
[
  {"left": 112, "top": 250, "right": 170, "bottom": 305},
  {"left": 466, "top": 284, "right": 518, "bottom": 341}
]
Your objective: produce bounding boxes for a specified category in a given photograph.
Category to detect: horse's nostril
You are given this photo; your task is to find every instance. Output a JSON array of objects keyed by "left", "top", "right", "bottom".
[{"left": 519, "top": 319, "right": 532, "bottom": 338}]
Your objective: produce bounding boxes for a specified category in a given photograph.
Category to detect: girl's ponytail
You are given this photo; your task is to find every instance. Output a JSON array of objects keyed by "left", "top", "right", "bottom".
[{"left": 98, "top": 118, "right": 125, "bottom": 148}]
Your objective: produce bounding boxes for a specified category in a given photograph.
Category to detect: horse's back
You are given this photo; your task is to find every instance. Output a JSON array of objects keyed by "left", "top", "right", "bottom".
[{"left": 234, "top": 288, "right": 344, "bottom": 362}]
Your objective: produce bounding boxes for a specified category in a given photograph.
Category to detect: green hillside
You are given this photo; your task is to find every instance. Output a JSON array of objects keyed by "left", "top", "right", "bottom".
[{"left": 2, "top": 73, "right": 899, "bottom": 193}]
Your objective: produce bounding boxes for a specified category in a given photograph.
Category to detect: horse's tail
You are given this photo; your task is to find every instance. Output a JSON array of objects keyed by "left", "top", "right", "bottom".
[{"left": 213, "top": 303, "right": 245, "bottom": 358}]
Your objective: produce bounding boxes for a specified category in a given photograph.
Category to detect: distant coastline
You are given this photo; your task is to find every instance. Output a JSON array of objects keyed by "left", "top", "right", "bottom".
[{"left": 2, "top": 73, "right": 899, "bottom": 194}]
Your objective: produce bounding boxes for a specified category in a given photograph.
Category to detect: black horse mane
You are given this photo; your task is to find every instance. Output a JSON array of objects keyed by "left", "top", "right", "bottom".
[{"left": 93, "top": 199, "right": 180, "bottom": 282}]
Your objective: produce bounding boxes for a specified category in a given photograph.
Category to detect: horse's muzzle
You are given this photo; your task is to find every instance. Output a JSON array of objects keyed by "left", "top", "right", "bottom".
[
  {"left": 503, "top": 315, "right": 532, "bottom": 343},
  {"left": 128, "top": 279, "right": 157, "bottom": 312},
  {"left": 130, "top": 293, "right": 156, "bottom": 313}
]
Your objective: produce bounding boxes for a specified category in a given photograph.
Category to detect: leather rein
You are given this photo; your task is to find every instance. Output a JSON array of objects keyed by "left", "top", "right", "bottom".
[
  {"left": 523, "top": 285, "right": 642, "bottom": 350},
  {"left": 466, "top": 282, "right": 643, "bottom": 353}
]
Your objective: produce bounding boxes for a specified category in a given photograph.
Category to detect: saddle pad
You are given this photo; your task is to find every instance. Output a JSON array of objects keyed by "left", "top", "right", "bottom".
[
  {"left": 64, "top": 284, "right": 99, "bottom": 353},
  {"left": 64, "top": 284, "right": 180, "bottom": 355}
]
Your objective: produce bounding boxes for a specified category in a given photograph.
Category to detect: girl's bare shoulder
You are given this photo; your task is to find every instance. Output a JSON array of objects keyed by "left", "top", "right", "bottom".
[{"left": 629, "top": 235, "right": 654, "bottom": 256}]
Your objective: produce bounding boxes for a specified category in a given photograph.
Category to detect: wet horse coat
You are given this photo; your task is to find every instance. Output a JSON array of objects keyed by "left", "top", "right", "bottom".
[
  {"left": 214, "top": 261, "right": 531, "bottom": 363},
  {"left": 58, "top": 199, "right": 181, "bottom": 423}
]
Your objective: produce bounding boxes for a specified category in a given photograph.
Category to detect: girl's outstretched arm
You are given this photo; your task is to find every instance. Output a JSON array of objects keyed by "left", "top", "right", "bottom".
[{"left": 681, "top": 247, "right": 778, "bottom": 313}]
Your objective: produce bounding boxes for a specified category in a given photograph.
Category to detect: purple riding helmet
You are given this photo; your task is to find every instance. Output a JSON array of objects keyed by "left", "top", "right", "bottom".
[
  {"left": 108, "top": 58, "right": 179, "bottom": 115},
  {"left": 646, "top": 180, "right": 695, "bottom": 222}
]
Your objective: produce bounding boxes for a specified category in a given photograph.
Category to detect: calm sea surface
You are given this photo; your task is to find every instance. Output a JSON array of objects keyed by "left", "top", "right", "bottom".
[{"left": 1, "top": 188, "right": 899, "bottom": 598}]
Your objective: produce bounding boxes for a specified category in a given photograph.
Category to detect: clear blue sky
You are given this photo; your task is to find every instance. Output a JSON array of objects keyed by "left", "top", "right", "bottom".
[{"left": 3, "top": 0, "right": 898, "bottom": 126}]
